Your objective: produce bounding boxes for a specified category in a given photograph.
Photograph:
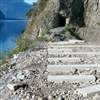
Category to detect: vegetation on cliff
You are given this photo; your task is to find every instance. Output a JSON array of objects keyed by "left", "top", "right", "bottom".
[{"left": 1, "top": 0, "right": 100, "bottom": 64}]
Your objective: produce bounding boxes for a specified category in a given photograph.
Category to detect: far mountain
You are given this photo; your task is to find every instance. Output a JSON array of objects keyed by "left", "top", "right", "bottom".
[{"left": 0, "top": 1, "right": 33, "bottom": 19}]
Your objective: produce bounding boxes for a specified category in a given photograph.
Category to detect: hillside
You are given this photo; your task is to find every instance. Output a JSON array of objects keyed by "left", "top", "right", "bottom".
[
  {"left": 24, "top": 0, "right": 100, "bottom": 42},
  {"left": 0, "top": 0, "right": 100, "bottom": 100}
]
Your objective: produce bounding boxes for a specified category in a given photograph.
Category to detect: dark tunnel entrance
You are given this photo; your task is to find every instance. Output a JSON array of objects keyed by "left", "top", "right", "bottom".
[{"left": 58, "top": 15, "right": 66, "bottom": 27}]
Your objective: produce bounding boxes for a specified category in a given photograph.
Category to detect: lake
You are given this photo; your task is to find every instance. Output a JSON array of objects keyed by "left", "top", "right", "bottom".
[
  {"left": 0, "top": 0, "right": 36, "bottom": 53},
  {"left": 0, "top": 20, "right": 27, "bottom": 52}
]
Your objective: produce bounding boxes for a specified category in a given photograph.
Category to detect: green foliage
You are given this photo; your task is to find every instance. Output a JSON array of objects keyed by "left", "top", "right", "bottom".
[
  {"left": 36, "top": 32, "right": 51, "bottom": 42},
  {"left": 15, "top": 38, "right": 33, "bottom": 52},
  {"left": 0, "top": 59, "right": 9, "bottom": 66},
  {"left": 0, "top": 31, "right": 51, "bottom": 66},
  {"left": 15, "top": 32, "right": 51, "bottom": 52},
  {"left": 26, "top": 3, "right": 37, "bottom": 18},
  {"left": 26, "top": 7, "right": 37, "bottom": 18}
]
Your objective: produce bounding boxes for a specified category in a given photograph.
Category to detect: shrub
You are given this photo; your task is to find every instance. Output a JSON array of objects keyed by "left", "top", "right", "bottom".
[
  {"left": 15, "top": 38, "right": 33, "bottom": 53},
  {"left": 0, "top": 59, "right": 9, "bottom": 66}
]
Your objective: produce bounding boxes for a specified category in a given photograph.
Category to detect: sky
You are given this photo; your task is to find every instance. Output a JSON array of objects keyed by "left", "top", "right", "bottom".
[{"left": 24, "top": 0, "right": 37, "bottom": 5}]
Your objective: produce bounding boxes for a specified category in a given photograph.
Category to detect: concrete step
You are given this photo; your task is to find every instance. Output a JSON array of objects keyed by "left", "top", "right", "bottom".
[
  {"left": 48, "top": 54, "right": 100, "bottom": 58},
  {"left": 47, "top": 64, "right": 100, "bottom": 74},
  {"left": 48, "top": 52, "right": 100, "bottom": 55},
  {"left": 48, "top": 75, "right": 95, "bottom": 83},
  {"left": 48, "top": 48, "right": 100, "bottom": 52},
  {"left": 48, "top": 49, "right": 73, "bottom": 53},
  {"left": 48, "top": 44, "right": 100, "bottom": 48},
  {"left": 48, "top": 57, "right": 100, "bottom": 64},
  {"left": 48, "top": 57, "right": 81, "bottom": 62},
  {"left": 75, "top": 84, "right": 100, "bottom": 97},
  {"left": 48, "top": 40, "right": 85, "bottom": 45}
]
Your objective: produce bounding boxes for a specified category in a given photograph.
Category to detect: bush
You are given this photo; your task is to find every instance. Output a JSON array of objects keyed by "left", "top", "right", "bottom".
[
  {"left": 15, "top": 38, "right": 33, "bottom": 53},
  {"left": 0, "top": 32, "right": 51, "bottom": 66},
  {"left": 36, "top": 32, "right": 51, "bottom": 42},
  {"left": 0, "top": 59, "right": 9, "bottom": 66}
]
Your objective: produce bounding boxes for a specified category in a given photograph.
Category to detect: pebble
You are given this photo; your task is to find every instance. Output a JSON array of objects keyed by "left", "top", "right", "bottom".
[
  {"left": 58, "top": 97, "right": 61, "bottom": 100},
  {"left": 7, "top": 83, "right": 16, "bottom": 91},
  {"left": 7, "top": 83, "right": 28, "bottom": 91},
  {"left": 2, "top": 42, "right": 100, "bottom": 100},
  {"left": 17, "top": 71, "right": 25, "bottom": 80},
  {"left": 0, "top": 85, "right": 4, "bottom": 90},
  {"left": 93, "top": 94, "right": 100, "bottom": 100},
  {"left": 48, "top": 95, "right": 52, "bottom": 100},
  {"left": 32, "top": 95, "right": 35, "bottom": 99},
  {"left": 38, "top": 97, "right": 42, "bottom": 100}
]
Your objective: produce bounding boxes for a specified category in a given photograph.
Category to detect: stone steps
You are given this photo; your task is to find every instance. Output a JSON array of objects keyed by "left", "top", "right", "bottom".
[
  {"left": 48, "top": 48, "right": 100, "bottom": 52},
  {"left": 48, "top": 57, "right": 81, "bottom": 62},
  {"left": 48, "top": 44, "right": 100, "bottom": 48},
  {"left": 48, "top": 51, "right": 100, "bottom": 55},
  {"left": 48, "top": 57, "right": 100, "bottom": 65},
  {"left": 48, "top": 75, "right": 95, "bottom": 83},
  {"left": 48, "top": 40, "right": 85, "bottom": 45},
  {"left": 48, "top": 48, "right": 73, "bottom": 52},
  {"left": 48, "top": 54, "right": 100, "bottom": 58},
  {"left": 48, "top": 40, "right": 99, "bottom": 46},
  {"left": 47, "top": 41, "right": 100, "bottom": 97},
  {"left": 75, "top": 84, "right": 100, "bottom": 97},
  {"left": 47, "top": 64, "right": 100, "bottom": 75}
]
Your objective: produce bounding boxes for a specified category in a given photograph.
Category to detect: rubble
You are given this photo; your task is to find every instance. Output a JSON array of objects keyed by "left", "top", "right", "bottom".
[{"left": 1, "top": 41, "right": 100, "bottom": 100}]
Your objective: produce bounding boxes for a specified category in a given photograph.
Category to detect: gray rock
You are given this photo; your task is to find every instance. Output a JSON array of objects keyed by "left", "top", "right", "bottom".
[
  {"left": 16, "top": 70, "right": 30, "bottom": 80},
  {"left": 49, "top": 27, "right": 75, "bottom": 41},
  {"left": 16, "top": 71, "right": 25, "bottom": 80},
  {"left": 7, "top": 83, "right": 28, "bottom": 91},
  {"left": 93, "top": 94, "right": 100, "bottom": 100},
  {"left": 7, "top": 83, "right": 17, "bottom": 91},
  {"left": 78, "top": 0, "right": 100, "bottom": 42}
]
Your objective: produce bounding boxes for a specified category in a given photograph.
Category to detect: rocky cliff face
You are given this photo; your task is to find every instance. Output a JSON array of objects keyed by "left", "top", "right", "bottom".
[
  {"left": 26, "top": 0, "right": 100, "bottom": 42},
  {"left": 79, "top": 0, "right": 100, "bottom": 42}
]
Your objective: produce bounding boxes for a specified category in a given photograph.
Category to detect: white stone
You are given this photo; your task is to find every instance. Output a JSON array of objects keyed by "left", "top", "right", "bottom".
[
  {"left": 7, "top": 83, "right": 16, "bottom": 91},
  {"left": 68, "top": 39, "right": 85, "bottom": 44},
  {"left": 13, "top": 54, "right": 19, "bottom": 59},
  {"left": 48, "top": 51, "right": 100, "bottom": 55},
  {"left": 17, "top": 71, "right": 25, "bottom": 80},
  {"left": 47, "top": 64, "right": 100, "bottom": 74},
  {"left": 48, "top": 75, "right": 95, "bottom": 83},
  {"left": 32, "top": 95, "right": 35, "bottom": 99},
  {"left": 48, "top": 57, "right": 81, "bottom": 62},
  {"left": 38, "top": 97, "right": 42, "bottom": 100},
  {"left": 66, "top": 18, "right": 70, "bottom": 25},
  {"left": 93, "top": 94, "right": 100, "bottom": 100},
  {"left": 57, "top": 97, "right": 61, "bottom": 100},
  {"left": 75, "top": 84, "right": 100, "bottom": 97},
  {"left": 48, "top": 48, "right": 72, "bottom": 52},
  {"left": 48, "top": 43, "right": 100, "bottom": 48},
  {"left": 48, "top": 95, "right": 52, "bottom": 100},
  {"left": 0, "top": 85, "right": 4, "bottom": 90}
]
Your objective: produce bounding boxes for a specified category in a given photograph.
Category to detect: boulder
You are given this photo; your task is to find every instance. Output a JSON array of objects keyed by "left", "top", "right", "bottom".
[
  {"left": 78, "top": 0, "right": 100, "bottom": 42},
  {"left": 7, "top": 83, "right": 28, "bottom": 91}
]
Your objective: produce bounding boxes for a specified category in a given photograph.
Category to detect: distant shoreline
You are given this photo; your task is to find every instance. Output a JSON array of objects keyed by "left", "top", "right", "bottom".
[{"left": 0, "top": 19, "right": 32, "bottom": 22}]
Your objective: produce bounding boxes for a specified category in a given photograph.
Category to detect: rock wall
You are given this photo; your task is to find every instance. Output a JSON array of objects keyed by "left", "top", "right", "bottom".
[
  {"left": 78, "top": 0, "right": 100, "bottom": 42},
  {"left": 26, "top": 0, "right": 60, "bottom": 38},
  {"left": 26, "top": 0, "right": 100, "bottom": 42}
]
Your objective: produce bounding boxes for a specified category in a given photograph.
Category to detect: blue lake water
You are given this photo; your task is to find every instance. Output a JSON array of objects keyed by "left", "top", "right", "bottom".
[
  {"left": 0, "top": 20, "right": 27, "bottom": 52},
  {"left": 0, "top": 1, "right": 36, "bottom": 53}
]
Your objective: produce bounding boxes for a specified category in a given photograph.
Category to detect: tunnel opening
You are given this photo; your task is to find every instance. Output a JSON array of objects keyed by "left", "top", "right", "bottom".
[{"left": 58, "top": 15, "right": 66, "bottom": 27}]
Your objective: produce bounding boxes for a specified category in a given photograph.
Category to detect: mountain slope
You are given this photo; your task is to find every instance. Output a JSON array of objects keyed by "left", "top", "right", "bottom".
[{"left": 24, "top": 0, "right": 100, "bottom": 42}]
